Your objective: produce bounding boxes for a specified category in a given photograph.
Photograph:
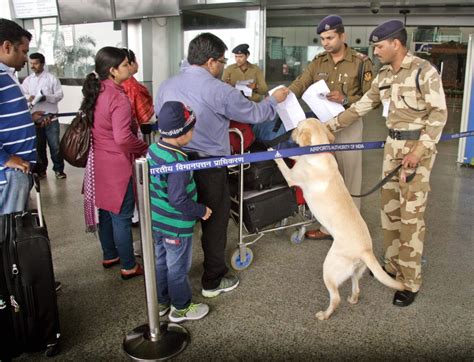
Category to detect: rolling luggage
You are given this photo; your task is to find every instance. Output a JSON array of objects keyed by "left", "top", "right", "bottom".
[
  {"left": 229, "top": 142, "right": 287, "bottom": 191},
  {"left": 0, "top": 177, "right": 60, "bottom": 358},
  {"left": 231, "top": 186, "right": 298, "bottom": 233}
]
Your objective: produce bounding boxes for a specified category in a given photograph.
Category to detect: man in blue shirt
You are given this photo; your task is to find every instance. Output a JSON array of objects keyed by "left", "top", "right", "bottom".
[
  {"left": 156, "top": 32, "right": 289, "bottom": 298},
  {"left": 0, "top": 18, "right": 46, "bottom": 214}
]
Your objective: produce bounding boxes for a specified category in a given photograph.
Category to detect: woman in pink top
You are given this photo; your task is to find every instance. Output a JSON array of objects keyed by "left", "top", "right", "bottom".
[{"left": 80, "top": 47, "right": 148, "bottom": 279}]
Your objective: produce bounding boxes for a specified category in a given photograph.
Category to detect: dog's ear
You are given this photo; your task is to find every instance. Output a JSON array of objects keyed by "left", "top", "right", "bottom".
[
  {"left": 298, "top": 128, "right": 312, "bottom": 146},
  {"left": 322, "top": 125, "right": 335, "bottom": 144},
  {"left": 291, "top": 127, "right": 299, "bottom": 143}
]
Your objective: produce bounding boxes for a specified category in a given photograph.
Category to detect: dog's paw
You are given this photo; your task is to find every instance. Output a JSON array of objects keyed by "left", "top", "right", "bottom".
[
  {"left": 315, "top": 311, "right": 329, "bottom": 320},
  {"left": 347, "top": 295, "right": 359, "bottom": 305}
]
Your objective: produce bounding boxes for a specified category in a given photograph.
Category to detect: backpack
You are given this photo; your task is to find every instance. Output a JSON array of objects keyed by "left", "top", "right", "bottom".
[{"left": 59, "top": 111, "right": 92, "bottom": 168}]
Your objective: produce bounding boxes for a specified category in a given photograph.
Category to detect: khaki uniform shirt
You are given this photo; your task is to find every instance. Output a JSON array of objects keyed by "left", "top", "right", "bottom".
[
  {"left": 289, "top": 45, "right": 374, "bottom": 107},
  {"left": 327, "top": 53, "right": 447, "bottom": 158},
  {"left": 222, "top": 63, "right": 268, "bottom": 102}
]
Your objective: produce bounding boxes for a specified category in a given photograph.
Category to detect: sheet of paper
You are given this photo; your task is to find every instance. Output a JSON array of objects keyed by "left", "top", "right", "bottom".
[
  {"left": 301, "top": 80, "right": 345, "bottom": 123},
  {"left": 269, "top": 85, "right": 306, "bottom": 131},
  {"left": 235, "top": 79, "right": 254, "bottom": 97},
  {"left": 31, "top": 89, "right": 43, "bottom": 106}
]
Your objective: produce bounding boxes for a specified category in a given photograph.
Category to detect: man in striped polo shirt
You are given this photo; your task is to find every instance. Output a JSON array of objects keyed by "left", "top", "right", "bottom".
[{"left": 0, "top": 19, "right": 46, "bottom": 214}]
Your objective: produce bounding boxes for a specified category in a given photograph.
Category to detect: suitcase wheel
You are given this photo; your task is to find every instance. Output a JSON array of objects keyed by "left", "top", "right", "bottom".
[
  {"left": 273, "top": 218, "right": 288, "bottom": 236},
  {"left": 231, "top": 247, "right": 254, "bottom": 271},
  {"left": 290, "top": 227, "right": 306, "bottom": 244}
]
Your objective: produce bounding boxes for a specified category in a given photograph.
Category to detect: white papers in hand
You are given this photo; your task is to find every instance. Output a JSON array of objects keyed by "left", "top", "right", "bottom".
[
  {"left": 269, "top": 85, "right": 306, "bottom": 131},
  {"left": 235, "top": 79, "right": 253, "bottom": 97},
  {"left": 302, "top": 80, "right": 344, "bottom": 123},
  {"left": 31, "top": 89, "right": 43, "bottom": 106}
]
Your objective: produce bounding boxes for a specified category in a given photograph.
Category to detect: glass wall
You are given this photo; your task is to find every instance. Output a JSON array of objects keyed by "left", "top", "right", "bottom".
[
  {"left": 23, "top": 17, "right": 122, "bottom": 79},
  {"left": 182, "top": 7, "right": 263, "bottom": 69},
  {"left": 266, "top": 26, "right": 374, "bottom": 87}
]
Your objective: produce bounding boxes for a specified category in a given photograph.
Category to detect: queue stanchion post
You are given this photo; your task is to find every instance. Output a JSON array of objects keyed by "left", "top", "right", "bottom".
[
  {"left": 140, "top": 123, "right": 154, "bottom": 146},
  {"left": 123, "top": 158, "right": 190, "bottom": 361}
]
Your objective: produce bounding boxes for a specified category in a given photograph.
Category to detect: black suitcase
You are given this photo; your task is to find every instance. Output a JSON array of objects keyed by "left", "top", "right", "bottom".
[
  {"left": 0, "top": 177, "right": 60, "bottom": 358},
  {"left": 229, "top": 142, "right": 287, "bottom": 192},
  {"left": 231, "top": 186, "right": 298, "bottom": 233}
]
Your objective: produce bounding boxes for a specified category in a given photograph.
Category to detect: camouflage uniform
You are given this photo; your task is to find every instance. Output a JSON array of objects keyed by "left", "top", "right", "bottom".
[
  {"left": 222, "top": 63, "right": 268, "bottom": 103},
  {"left": 289, "top": 46, "right": 374, "bottom": 210},
  {"left": 327, "top": 53, "right": 447, "bottom": 292}
]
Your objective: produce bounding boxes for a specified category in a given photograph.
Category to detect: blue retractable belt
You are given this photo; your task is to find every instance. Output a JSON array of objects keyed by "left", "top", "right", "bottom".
[
  {"left": 149, "top": 131, "right": 474, "bottom": 175},
  {"left": 53, "top": 112, "right": 472, "bottom": 176}
]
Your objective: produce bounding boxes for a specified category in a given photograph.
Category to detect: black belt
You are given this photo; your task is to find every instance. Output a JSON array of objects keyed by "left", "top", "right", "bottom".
[{"left": 388, "top": 129, "right": 421, "bottom": 140}]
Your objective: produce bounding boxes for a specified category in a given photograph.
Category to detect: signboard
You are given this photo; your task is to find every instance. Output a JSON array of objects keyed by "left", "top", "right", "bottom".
[
  {"left": 413, "top": 42, "right": 437, "bottom": 53},
  {"left": 12, "top": 0, "right": 58, "bottom": 18},
  {"left": 114, "top": 0, "right": 179, "bottom": 20},
  {"left": 56, "top": 0, "right": 113, "bottom": 25}
]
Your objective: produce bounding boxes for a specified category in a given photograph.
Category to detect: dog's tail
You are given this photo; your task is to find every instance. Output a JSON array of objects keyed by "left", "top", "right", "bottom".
[{"left": 361, "top": 251, "right": 404, "bottom": 291}]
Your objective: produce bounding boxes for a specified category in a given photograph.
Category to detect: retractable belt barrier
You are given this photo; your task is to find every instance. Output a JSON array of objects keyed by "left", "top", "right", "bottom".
[
  {"left": 53, "top": 112, "right": 78, "bottom": 117},
  {"left": 149, "top": 130, "right": 474, "bottom": 176}
]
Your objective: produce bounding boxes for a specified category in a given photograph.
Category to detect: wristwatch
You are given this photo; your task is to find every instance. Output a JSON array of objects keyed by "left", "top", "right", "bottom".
[{"left": 342, "top": 95, "right": 349, "bottom": 106}]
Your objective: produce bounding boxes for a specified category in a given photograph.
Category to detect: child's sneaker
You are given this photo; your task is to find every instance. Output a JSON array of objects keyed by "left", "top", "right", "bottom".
[
  {"left": 168, "top": 303, "right": 209, "bottom": 323},
  {"left": 159, "top": 303, "right": 170, "bottom": 317}
]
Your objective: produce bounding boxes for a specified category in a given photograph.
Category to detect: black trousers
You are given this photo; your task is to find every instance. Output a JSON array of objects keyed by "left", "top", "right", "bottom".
[
  {"left": 193, "top": 167, "right": 230, "bottom": 290},
  {"left": 35, "top": 127, "right": 48, "bottom": 174}
]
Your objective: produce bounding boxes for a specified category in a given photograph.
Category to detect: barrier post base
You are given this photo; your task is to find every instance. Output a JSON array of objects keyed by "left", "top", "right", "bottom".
[{"left": 123, "top": 323, "right": 189, "bottom": 361}]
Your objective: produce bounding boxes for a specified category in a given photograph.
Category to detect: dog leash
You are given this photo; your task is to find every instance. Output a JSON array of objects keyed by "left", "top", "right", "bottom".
[{"left": 351, "top": 164, "right": 416, "bottom": 198}]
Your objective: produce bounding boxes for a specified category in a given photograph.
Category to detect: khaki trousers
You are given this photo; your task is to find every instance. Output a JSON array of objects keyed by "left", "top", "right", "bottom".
[{"left": 320, "top": 118, "right": 363, "bottom": 234}]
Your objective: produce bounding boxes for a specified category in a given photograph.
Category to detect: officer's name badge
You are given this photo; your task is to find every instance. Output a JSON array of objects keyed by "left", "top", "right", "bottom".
[{"left": 318, "top": 72, "right": 328, "bottom": 76}]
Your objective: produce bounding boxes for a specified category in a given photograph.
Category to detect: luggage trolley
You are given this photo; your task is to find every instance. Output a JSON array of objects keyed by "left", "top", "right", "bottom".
[{"left": 228, "top": 128, "right": 316, "bottom": 270}]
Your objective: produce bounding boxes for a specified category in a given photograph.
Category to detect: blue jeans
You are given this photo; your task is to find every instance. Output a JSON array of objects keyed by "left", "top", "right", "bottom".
[
  {"left": 153, "top": 231, "right": 193, "bottom": 310},
  {"left": 36, "top": 121, "right": 64, "bottom": 173},
  {"left": 0, "top": 170, "right": 33, "bottom": 215},
  {"left": 98, "top": 179, "right": 135, "bottom": 270}
]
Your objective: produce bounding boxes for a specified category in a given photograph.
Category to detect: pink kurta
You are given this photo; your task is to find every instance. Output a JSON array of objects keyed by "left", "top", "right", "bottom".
[{"left": 92, "top": 79, "right": 148, "bottom": 214}]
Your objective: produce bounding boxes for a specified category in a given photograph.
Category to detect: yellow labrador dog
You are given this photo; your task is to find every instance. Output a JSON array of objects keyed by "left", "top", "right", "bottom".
[{"left": 274, "top": 118, "right": 404, "bottom": 320}]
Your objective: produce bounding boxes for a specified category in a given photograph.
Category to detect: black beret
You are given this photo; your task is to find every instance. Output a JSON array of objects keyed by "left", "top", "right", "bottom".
[
  {"left": 232, "top": 44, "right": 250, "bottom": 55},
  {"left": 316, "top": 15, "right": 343, "bottom": 35},
  {"left": 369, "top": 20, "right": 405, "bottom": 44}
]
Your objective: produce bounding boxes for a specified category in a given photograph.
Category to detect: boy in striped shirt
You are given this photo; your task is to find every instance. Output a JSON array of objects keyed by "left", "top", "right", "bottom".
[
  {"left": 148, "top": 101, "right": 212, "bottom": 323},
  {"left": 0, "top": 19, "right": 47, "bottom": 214}
]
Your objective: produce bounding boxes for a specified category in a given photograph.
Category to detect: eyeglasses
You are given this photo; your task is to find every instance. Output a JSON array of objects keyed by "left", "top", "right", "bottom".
[{"left": 216, "top": 58, "right": 228, "bottom": 64}]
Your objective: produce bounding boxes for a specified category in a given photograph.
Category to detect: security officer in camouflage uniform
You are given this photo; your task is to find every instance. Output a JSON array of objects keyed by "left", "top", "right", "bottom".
[
  {"left": 289, "top": 15, "right": 374, "bottom": 240},
  {"left": 222, "top": 44, "right": 268, "bottom": 102},
  {"left": 326, "top": 20, "right": 447, "bottom": 307}
]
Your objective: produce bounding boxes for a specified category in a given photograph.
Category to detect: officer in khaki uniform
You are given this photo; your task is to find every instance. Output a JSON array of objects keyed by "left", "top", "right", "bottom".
[
  {"left": 326, "top": 20, "right": 447, "bottom": 307},
  {"left": 289, "top": 15, "right": 374, "bottom": 240},
  {"left": 222, "top": 44, "right": 268, "bottom": 102}
]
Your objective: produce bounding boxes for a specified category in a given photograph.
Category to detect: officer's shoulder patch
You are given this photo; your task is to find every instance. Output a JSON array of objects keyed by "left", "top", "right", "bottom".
[
  {"left": 314, "top": 51, "right": 327, "bottom": 61},
  {"left": 363, "top": 71, "right": 373, "bottom": 81},
  {"left": 355, "top": 51, "right": 369, "bottom": 61}
]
